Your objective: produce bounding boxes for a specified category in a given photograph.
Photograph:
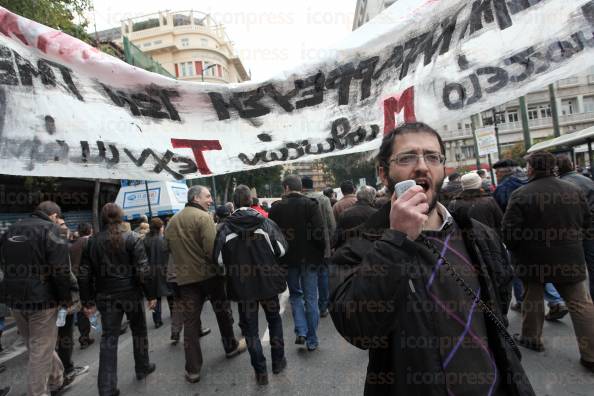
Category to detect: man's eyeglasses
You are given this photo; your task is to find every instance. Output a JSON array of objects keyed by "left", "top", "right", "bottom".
[{"left": 389, "top": 153, "right": 446, "bottom": 167}]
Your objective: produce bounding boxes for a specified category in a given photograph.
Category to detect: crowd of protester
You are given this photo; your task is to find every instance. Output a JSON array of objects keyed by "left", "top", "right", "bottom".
[{"left": 1, "top": 122, "right": 594, "bottom": 395}]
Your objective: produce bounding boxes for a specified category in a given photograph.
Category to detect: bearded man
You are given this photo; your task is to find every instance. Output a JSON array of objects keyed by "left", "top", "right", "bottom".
[{"left": 329, "top": 122, "right": 535, "bottom": 396}]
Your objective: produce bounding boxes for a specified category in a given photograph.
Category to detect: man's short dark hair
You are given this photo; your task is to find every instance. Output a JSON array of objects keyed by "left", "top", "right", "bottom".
[
  {"left": 233, "top": 185, "right": 252, "bottom": 208},
  {"left": 556, "top": 154, "right": 574, "bottom": 175},
  {"left": 301, "top": 176, "right": 314, "bottom": 190},
  {"left": 377, "top": 122, "right": 445, "bottom": 173},
  {"left": 476, "top": 169, "right": 486, "bottom": 177},
  {"left": 323, "top": 187, "right": 335, "bottom": 199},
  {"left": 77, "top": 222, "right": 93, "bottom": 237},
  {"left": 36, "top": 201, "right": 61, "bottom": 217},
  {"left": 340, "top": 180, "right": 355, "bottom": 195},
  {"left": 448, "top": 172, "right": 460, "bottom": 182},
  {"left": 282, "top": 175, "right": 302, "bottom": 192},
  {"left": 526, "top": 151, "right": 556, "bottom": 175}
]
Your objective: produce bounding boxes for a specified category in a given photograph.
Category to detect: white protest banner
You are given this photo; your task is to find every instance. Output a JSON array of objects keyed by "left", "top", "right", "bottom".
[
  {"left": 0, "top": 0, "right": 593, "bottom": 180},
  {"left": 475, "top": 126, "right": 499, "bottom": 156}
]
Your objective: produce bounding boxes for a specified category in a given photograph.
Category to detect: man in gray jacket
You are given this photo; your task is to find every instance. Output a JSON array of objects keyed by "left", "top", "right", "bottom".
[{"left": 302, "top": 176, "right": 336, "bottom": 317}]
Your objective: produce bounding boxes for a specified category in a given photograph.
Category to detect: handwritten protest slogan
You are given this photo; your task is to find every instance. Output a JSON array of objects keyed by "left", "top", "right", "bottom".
[{"left": 0, "top": 0, "right": 593, "bottom": 180}]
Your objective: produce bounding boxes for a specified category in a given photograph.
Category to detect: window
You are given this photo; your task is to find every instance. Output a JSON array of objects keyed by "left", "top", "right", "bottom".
[
  {"left": 203, "top": 61, "right": 215, "bottom": 77},
  {"left": 179, "top": 62, "right": 194, "bottom": 77},
  {"left": 181, "top": 38, "right": 189, "bottom": 47},
  {"left": 443, "top": 125, "right": 448, "bottom": 131},
  {"left": 507, "top": 111, "right": 519, "bottom": 123},
  {"left": 559, "top": 76, "right": 579, "bottom": 86},
  {"left": 584, "top": 96, "right": 594, "bottom": 113},
  {"left": 540, "top": 104, "right": 552, "bottom": 118},
  {"left": 461, "top": 145, "right": 475, "bottom": 159},
  {"left": 153, "top": 40, "right": 162, "bottom": 45},
  {"left": 528, "top": 107, "right": 539, "bottom": 120},
  {"left": 457, "top": 122, "right": 462, "bottom": 130},
  {"left": 142, "top": 42, "right": 151, "bottom": 47},
  {"left": 562, "top": 99, "right": 575, "bottom": 115},
  {"left": 201, "top": 38, "right": 209, "bottom": 47}
]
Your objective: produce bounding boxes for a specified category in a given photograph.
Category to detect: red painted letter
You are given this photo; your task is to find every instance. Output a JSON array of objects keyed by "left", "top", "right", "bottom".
[
  {"left": 171, "top": 138, "right": 222, "bottom": 175},
  {"left": 383, "top": 86, "right": 416, "bottom": 134}
]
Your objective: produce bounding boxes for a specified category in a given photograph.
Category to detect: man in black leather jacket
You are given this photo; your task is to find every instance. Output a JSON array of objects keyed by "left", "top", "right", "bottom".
[
  {"left": 79, "top": 203, "right": 157, "bottom": 396},
  {"left": 0, "top": 201, "right": 72, "bottom": 396}
]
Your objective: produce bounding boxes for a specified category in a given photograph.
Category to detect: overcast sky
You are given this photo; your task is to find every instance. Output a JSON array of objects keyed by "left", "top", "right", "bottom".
[{"left": 87, "top": 0, "right": 357, "bottom": 81}]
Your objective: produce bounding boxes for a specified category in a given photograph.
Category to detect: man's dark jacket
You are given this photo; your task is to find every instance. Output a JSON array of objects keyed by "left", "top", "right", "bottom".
[
  {"left": 143, "top": 234, "right": 171, "bottom": 298},
  {"left": 448, "top": 189, "right": 503, "bottom": 233},
  {"left": 330, "top": 203, "right": 534, "bottom": 396},
  {"left": 493, "top": 172, "right": 527, "bottom": 211},
  {"left": 79, "top": 229, "right": 156, "bottom": 304},
  {"left": 502, "top": 176, "right": 590, "bottom": 284},
  {"left": 560, "top": 171, "right": 594, "bottom": 229},
  {"left": 214, "top": 208, "right": 288, "bottom": 301},
  {"left": 0, "top": 211, "right": 72, "bottom": 309},
  {"left": 334, "top": 201, "right": 378, "bottom": 247},
  {"left": 268, "top": 192, "right": 325, "bottom": 266}
]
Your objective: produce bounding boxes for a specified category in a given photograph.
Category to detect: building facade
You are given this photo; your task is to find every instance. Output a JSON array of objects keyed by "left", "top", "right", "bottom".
[
  {"left": 353, "top": 0, "right": 594, "bottom": 169},
  {"left": 98, "top": 10, "right": 249, "bottom": 84}
]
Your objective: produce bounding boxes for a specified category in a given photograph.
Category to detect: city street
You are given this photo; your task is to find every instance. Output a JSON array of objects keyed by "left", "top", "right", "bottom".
[{"left": 1, "top": 291, "right": 593, "bottom": 396}]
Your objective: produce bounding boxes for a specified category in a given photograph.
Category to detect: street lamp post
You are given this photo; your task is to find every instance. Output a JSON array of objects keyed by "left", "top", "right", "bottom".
[{"left": 201, "top": 64, "right": 218, "bottom": 208}]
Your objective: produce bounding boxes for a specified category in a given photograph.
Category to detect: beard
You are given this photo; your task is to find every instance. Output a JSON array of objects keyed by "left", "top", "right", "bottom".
[{"left": 385, "top": 173, "right": 444, "bottom": 214}]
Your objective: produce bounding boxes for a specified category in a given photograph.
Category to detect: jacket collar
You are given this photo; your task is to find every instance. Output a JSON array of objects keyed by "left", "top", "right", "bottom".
[
  {"left": 32, "top": 210, "right": 53, "bottom": 223},
  {"left": 186, "top": 202, "right": 207, "bottom": 212}
]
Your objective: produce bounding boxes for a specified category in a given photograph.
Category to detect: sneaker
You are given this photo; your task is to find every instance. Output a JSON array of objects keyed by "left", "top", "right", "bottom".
[
  {"left": 200, "top": 327, "right": 211, "bottom": 337},
  {"left": 255, "top": 372, "right": 269, "bottom": 385},
  {"left": 320, "top": 309, "right": 329, "bottom": 318},
  {"left": 171, "top": 332, "right": 180, "bottom": 345},
  {"left": 79, "top": 337, "right": 95, "bottom": 350},
  {"left": 545, "top": 304, "right": 569, "bottom": 321},
  {"left": 154, "top": 321, "right": 163, "bottom": 329},
  {"left": 225, "top": 338, "right": 247, "bottom": 358},
  {"left": 307, "top": 344, "right": 318, "bottom": 352},
  {"left": 294, "top": 336, "right": 306, "bottom": 345},
  {"left": 272, "top": 358, "right": 287, "bottom": 374},
  {"left": 0, "top": 387, "right": 10, "bottom": 396},
  {"left": 513, "top": 334, "right": 545, "bottom": 352},
  {"left": 510, "top": 302, "right": 522, "bottom": 312},
  {"left": 185, "top": 371, "right": 201, "bottom": 383},
  {"left": 136, "top": 363, "right": 156, "bottom": 380},
  {"left": 50, "top": 373, "right": 75, "bottom": 396},
  {"left": 580, "top": 358, "right": 594, "bottom": 373},
  {"left": 65, "top": 365, "right": 89, "bottom": 380}
]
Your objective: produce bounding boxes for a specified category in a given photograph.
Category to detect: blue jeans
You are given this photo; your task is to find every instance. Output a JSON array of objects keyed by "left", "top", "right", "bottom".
[
  {"left": 238, "top": 297, "right": 285, "bottom": 374},
  {"left": 513, "top": 279, "right": 564, "bottom": 306},
  {"left": 318, "top": 260, "right": 330, "bottom": 313},
  {"left": 287, "top": 264, "right": 319, "bottom": 348},
  {"left": 583, "top": 239, "right": 594, "bottom": 299}
]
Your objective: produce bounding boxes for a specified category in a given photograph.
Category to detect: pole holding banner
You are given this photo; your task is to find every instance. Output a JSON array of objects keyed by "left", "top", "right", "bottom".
[
  {"left": 549, "top": 84, "right": 561, "bottom": 138},
  {"left": 471, "top": 114, "right": 482, "bottom": 171},
  {"left": 519, "top": 96, "right": 532, "bottom": 152}
]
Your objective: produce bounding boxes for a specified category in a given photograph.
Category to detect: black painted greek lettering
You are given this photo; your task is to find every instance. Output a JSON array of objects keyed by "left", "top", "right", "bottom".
[
  {"left": 466, "top": 74, "right": 482, "bottom": 105},
  {"left": 400, "top": 33, "right": 429, "bottom": 80},
  {"left": 123, "top": 148, "right": 183, "bottom": 180},
  {"left": 150, "top": 86, "right": 181, "bottom": 121},
  {"left": 476, "top": 66, "right": 509, "bottom": 93},
  {"left": 102, "top": 84, "right": 141, "bottom": 117},
  {"left": 295, "top": 72, "right": 325, "bottom": 109},
  {"left": 355, "top": 57, "right": 379, "bottom": 101},
  {"left": 44, "top": 115, "right": 56, "bottom": 135},
  {"left": 96, "top": 141, "right": 119, "bottom": 165},
  {"left": 208, "top": 92, "right": 231, "bottom": 120},
  {"left": 261, "top": 84, "right": 296, "bottom": 112},
  {"left": 45, "top": 60, "right": 83, "bottom": 101},
  {"left": 422, "top": 15, "right": 458, "bottom": 66},
  {"left": 131, "top": 93, "right": 170, "bottom": 119},
  {"left": 583, "top": 1, "right": 594, "bottom": 27},
  {"left": 505, "top": 48, "right": 535, "bottom": 83},
  {"left": 171, "top": 156, "right": 198, "bottom": 175},
  {"left": 80, "top": 141, "right": 90, "bottom": 163},
  {"left": 0, "top": 45, "right": 17, "bottom": 85},
  {"left": 443, "top": 83, "right": 466, "bottom": 110},
  {"left": 461, "top": 0, "right": 512, "bottom": 39},
  {"left": 13, "top": 51, "right": 40, "bottom": 86},
  {"left": 236, "top": 89, "right": 271, "bottom": 118},
  {"left": 326, "top": 63, "right": 356, "bottom": 106}
]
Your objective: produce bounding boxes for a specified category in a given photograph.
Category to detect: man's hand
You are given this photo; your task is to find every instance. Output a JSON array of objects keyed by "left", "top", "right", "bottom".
[
  {"left": 83, "top": 306, "right": 97, "bottom": 318},
  {"left": 147, "top": 299, "right": 157, "bottom": 311},
  {"left": 389, "top": 185, "right": 429, "bottom": 240}
]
